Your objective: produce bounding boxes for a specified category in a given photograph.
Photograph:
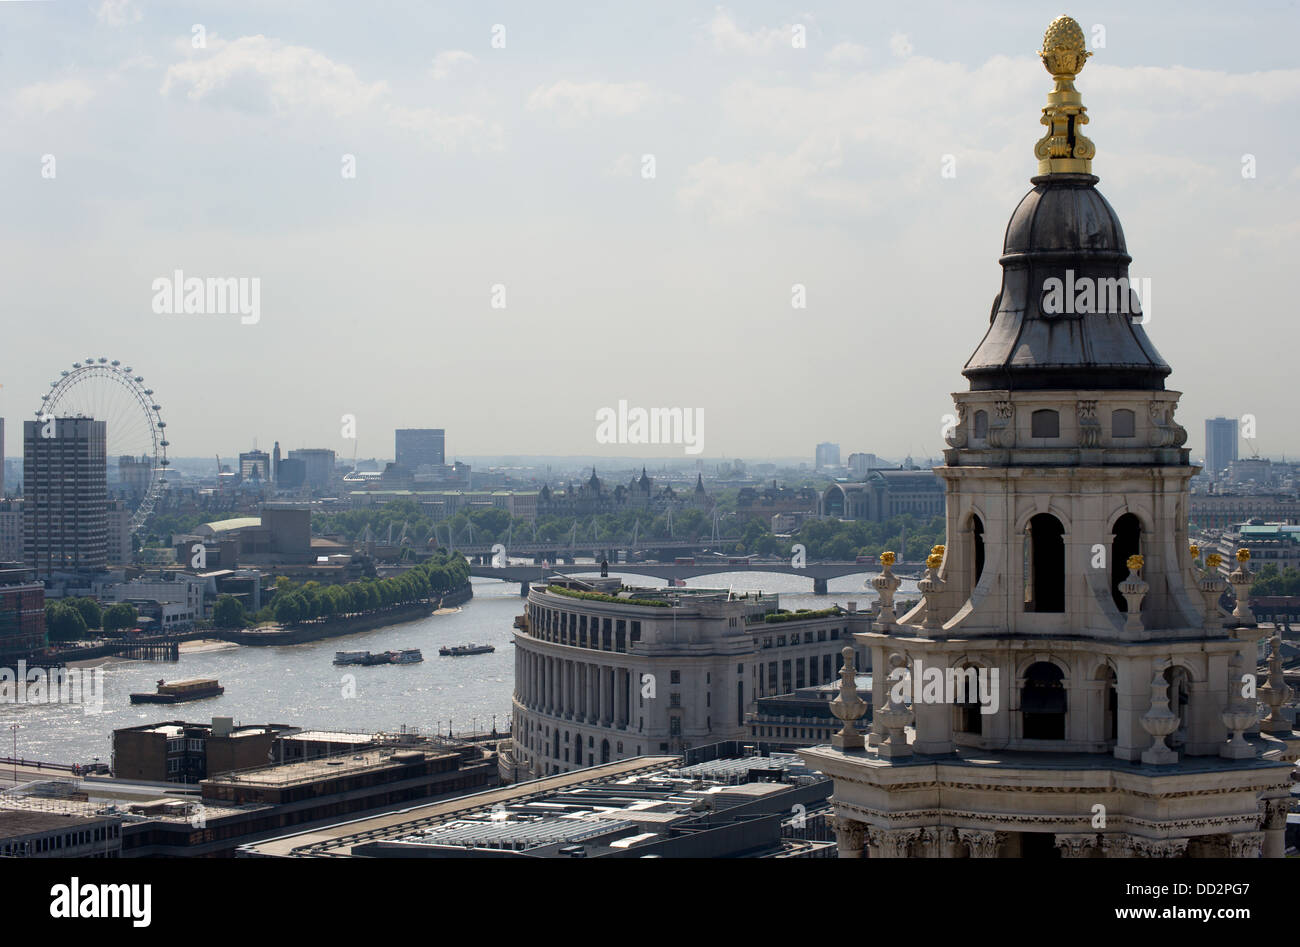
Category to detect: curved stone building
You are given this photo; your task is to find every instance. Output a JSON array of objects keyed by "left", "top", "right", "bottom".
[
  {"left": 510, "top": 577, "right": 871, "bottom": 778},
  {"left": 800, "top": 16, "right": 1299, "bottom": 858}
]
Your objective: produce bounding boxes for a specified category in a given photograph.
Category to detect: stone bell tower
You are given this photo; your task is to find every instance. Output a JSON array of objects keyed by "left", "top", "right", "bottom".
[{"left": 801, "top": 15, "right": 1299, "bottom": 859}]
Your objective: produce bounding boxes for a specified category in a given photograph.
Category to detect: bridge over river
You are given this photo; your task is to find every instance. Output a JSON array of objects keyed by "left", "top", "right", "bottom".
[{"left": 469, "top": 560, "right": 925, "bottom": 596}]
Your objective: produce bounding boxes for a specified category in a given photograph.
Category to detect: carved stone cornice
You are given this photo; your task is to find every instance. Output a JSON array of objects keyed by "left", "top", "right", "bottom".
[{"left": 1132, "top": 837, "right": 1189, "bottom": 858}]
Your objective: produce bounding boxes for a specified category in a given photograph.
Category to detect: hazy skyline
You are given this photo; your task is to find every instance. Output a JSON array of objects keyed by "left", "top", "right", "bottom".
[{"left": 3, "top": 2, "right": 1298, "bottom": 464}]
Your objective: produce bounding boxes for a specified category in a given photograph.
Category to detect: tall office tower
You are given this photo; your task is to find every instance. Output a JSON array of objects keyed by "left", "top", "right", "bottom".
[
  {"left": 118, "top": 454, "right": 152, "bottom": 498},
  {"left": 801, "top": 16, "right": 1297, "bottom": 859},
  {"left": 395, "top": 429, "right": 445, "bottom": 470},
  {"left": 272, "top": 441, "right": 281, "bottom": 482},
  {"left": 815, "top": 442, "right": 841, "bottom": 469},
  {"left": 287, "top": 448, "right": 336, "bottom": 489},
  {"left": 23, "top": 417, "right": 108, "bottom": 574},
  {"left": 1204, "top": 417, "right": 1239, "bottom": 483},
  {"left": 847, "top": 452, "right": 879, "bottom": 477},
  {"left": 239, "top": 449, "right": 271, "bottom": 482}
]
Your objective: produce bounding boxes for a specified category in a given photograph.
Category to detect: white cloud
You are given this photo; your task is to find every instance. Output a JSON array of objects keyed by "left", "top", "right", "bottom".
[
  {"left": 889, "top": 32, "right": 913, "bottom": 58},
  {"left": 431, "top": 50, "right": 477, "bottom": 80},
  {"left": 160, "top": 35, "right": 499, "bottom": 150},
  {"left": 527, "top": 79, "right": 658, "bottom": 121},
  {"left": 97, "top": 0, "right": 141, "bottom": 27},
  {"left": 14, "top": 78, "right": 97, "bottom": 113},
  {"left": 826, "top": 42, "right": 868, "bottom": 65},
  {"left": 382, "top": 104, "right": 503, "bottom": 151},
  {"left": 707, "top": 9, "right": 787, "bottom": 54},
  {"left": 161, "top": 35, "right": 387, "bottom": 116}
]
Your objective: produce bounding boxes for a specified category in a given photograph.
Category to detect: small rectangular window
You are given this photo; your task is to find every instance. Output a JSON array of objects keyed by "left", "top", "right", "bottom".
[{"left": 1031, "top": 409, "right": 1060, "bottom": 438}]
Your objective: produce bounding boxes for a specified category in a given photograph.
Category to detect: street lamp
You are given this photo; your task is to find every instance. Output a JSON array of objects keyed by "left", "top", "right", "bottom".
[{"left": 8, "top": 724, "right": 18, "bottom": 784}]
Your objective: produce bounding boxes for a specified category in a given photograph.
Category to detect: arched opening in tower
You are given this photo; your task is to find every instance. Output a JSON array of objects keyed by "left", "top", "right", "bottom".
[
  {"left": 954, "top": 663, "right": 984, "bottom": 736},
  {"left": 1021, "top": 661, "right": 1066, "bottom": 740},
  {"left": 1024, "top": 513, "right": 1065, "bottom": 612},
  {"left": 1111, "top": 513, "right": 1142, "bottom": 612},
  {"left": 1096, "top": 664, "right": 1118, "bottom": 743},
  {"left": 970, "top": 514, "right": 986, "bottom": 591},
  {"left": 1163, "top": 665, "right": 1191, "bottom": 748}
]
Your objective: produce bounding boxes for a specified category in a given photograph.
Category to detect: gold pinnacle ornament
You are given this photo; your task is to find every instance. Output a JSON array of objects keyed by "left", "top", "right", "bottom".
[{"left": 1034, "top": 15, "right": 1095, "bottom": 174}]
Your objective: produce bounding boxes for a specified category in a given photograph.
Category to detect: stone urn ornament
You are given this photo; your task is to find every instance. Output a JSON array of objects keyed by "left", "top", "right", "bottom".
[
  {"left": 871, "top": 550, "right": 902, "bottom": 630},
  {"left": 875, "top": 652, "right": 914, "bottom": 759},
  {"left": 1227, "top": 548, "right": 1255, "bottom": 623},
  {"left": 1119, "top": 554, "right": 1148, "bottom": 633},
  {"left": 829, "top": 645, "right": 867, "bottom": 751},
  {"left": 1197, "top": 550, "right": 1228, "bottom": 632},
  {"left": 1140, "top": 668, "right": 1179, "bottom": 765},
  {"left": 1220, "top": 650, "right": 1258, "bottom": 759},
  {"left": 917, "top": 545, "right": 946, "bottom": 631}
]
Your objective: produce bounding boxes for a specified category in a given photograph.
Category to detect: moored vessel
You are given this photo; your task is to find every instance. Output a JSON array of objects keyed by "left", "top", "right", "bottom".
[
  {"left": 439, "top": 643, "right": 495, "bottom": 657},
  {"left": 129, "top": 678, "right": 224, "bottom": 704}
]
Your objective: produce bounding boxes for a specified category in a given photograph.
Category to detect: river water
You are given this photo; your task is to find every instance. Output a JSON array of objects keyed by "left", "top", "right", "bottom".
[{"left": 1, "top": 569, "right": 913, "bottom": 766}]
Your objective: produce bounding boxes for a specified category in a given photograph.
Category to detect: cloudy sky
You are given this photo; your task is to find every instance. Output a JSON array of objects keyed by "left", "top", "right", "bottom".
[{"left": 2, "top": 1, "right": 1297, "bottom": 466}]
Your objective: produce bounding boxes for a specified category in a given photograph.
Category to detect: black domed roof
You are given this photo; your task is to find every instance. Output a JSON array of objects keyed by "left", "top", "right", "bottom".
[
  {"left": 963, "top": 174, "right": 1170, "bottom": 392},
  {"left": 1003, "top": 174, "right": 1126, "bottom": 255}
]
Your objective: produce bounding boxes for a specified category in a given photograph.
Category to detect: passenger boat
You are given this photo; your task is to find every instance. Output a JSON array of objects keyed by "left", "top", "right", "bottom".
[
  {"left": 392, "top": 648, "right": 423, "bottom": 664},
  {"left": 439, "top": 643, "right": 495, "bottom": 657},
  {"left": 333, "top": 650, "right": 371, "bottom": 666},
  {"left": 129, "top": 678, "right": 224, "bottom": 704}
]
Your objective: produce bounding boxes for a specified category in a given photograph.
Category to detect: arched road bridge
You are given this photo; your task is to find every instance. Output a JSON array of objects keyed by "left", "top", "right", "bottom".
[{"left": 469, "top": 561, "right": 924, "bottom": 596}]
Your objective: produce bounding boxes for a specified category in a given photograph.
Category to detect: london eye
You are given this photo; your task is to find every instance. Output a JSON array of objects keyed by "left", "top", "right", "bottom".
[{"left": 36, "top": 358, "right": 170, "bottom": 533}]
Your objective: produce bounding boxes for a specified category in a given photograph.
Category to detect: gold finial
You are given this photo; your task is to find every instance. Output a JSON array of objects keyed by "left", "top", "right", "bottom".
[
  {"left": 1126, "top": 554, "right": 1144, "bottom": 573},
  {"left": 1034, "top": 15, "right": 1095, "bottom": 175}
]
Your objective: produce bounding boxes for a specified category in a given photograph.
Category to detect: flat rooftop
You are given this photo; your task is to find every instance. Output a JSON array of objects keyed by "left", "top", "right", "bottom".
[
  {"left": 0, "top": 809, "right": 106, "bottom": 837},
  {"left": 206, "top": 747, "right": 454, "bottom": 789},
  {"left": 243, "top": 752, "right": 827, "bottom": 858}
]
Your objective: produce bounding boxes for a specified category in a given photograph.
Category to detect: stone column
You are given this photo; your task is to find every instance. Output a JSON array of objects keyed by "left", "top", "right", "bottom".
[
  {"left": 1099, "top": 836, "right": 1135, "bottom": 858},
  {"left": 1054, "top": 833, "right": 1099, "bottom": 858},
  {"left": 957, "top": 829, "right": 1005, "bottom": 858},
  {"left": 920, "top": 826, "right": 958, "bottom": 857},
  {"left": 832, "top": 816, "right": 866, "bottom": 858},
  {"left": 1260, "top": 799, "right": 1288, "bottom": 858},
  {"left": 1227, "top": 832, "right": 1263, "bottom": 858},
  {"left": 616, "top": 668, "right": 628, "bottom": 728},
  {"left": 869, "top": 827, "right": 920, "bottom": 858}
]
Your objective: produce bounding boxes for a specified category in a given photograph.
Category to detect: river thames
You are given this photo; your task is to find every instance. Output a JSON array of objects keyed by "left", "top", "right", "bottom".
[{"left": 1, "top": 570, "right": 914, "bottom": 766}]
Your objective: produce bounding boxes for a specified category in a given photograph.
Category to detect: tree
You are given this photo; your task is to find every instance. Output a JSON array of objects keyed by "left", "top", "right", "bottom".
[
  {"left": 212, "top": 595, "right": 247, "bottom": 629},
  {"left": 68, "top": 597, "right": 102, "bottom": 630},
  {"left": 273, "top": 595, "right": 303, "bottom": 625},
  {"left": 45, "top": 602, "right": 89, "bottom": 642},
  {"left": 103, "top": 602, "right": 138, "bottom": 633}
]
